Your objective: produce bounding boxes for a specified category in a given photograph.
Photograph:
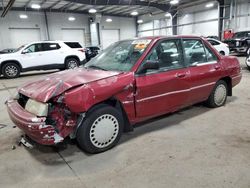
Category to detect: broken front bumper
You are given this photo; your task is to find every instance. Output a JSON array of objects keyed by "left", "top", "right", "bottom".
[{"left": 6, "top": 99, "right": 63, "bottom": 145}]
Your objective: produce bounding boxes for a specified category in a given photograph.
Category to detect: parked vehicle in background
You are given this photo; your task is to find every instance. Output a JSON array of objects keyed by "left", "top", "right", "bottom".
[
  {"left": 224, "top": 31, "right": 250, "bottom": 54},
  {"left": 0, "top": 48, "right": 16, "bottom": 54},
  {"left": 207, "top": 36, "right": 220, "bottom": 41},
  {"left": 207, "top": 38, "right": 230, "bottom": 56},
  {"left": 0, "top": 41, "right": 86, "bottom": 78},
  {"left": 246, "top": 48, "right": 250, "bottom": 70},
  {"left": 85, "top": 46, "right": 101, "bottom": 61},
  {"left": 6, "top": 36, "right": 242, "bottom": 154}
]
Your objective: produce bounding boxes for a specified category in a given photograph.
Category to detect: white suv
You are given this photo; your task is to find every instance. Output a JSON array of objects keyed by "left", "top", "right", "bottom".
[{"left": 0, "top": 41, "right": 86, "bottom": 78}]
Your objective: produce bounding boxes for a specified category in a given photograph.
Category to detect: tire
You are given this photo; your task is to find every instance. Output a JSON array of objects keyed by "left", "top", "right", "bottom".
[
  {"left": 205, "top": 80, "right": 228, "bottom": 108},
  {"left": 220, "top": 51, "right": 225, "bottom": 56},
  {"left": 76, "top": 105, "right": 124, "bottom": 154},
  {"left": 65, "top": 58, "right": 79, "bottom": 69},
  {"left": 2, "top": 62, "right": 21, "bottom": 79}
]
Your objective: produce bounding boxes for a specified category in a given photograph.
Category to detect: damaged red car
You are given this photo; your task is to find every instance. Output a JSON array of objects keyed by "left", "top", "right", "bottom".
[{"left": 6, "top": 36, "right": 242, "bottom": 153}]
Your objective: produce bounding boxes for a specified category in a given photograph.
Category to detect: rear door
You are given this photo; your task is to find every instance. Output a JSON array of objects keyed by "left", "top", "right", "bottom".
[
  {"left": 135, "top": 39, "right": 191, "bottom": 118},
  {"left": 182, "top": 38, "right": 223, "bottom": 104},
  {"left": 41, "top": 43, "right": 63, "bottom": 65}
]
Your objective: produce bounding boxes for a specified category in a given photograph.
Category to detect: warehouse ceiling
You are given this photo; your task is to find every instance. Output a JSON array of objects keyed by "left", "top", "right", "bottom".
[{"left": 1, "top": 0, "right": 219, "bottom": 17}]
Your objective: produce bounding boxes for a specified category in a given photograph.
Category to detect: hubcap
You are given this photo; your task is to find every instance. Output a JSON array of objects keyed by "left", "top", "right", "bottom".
[
  {"left": 214, "top": 84, "right": 227, "bottom": 106},
  {"left": 90, "top": 114, "right": 119, "bottom": 148},
  {"left": 5, "top": 65, "right": 18, "bottom": 77},
  {"left": 68, "top": 60, "right": 78, "bottom": 69}
]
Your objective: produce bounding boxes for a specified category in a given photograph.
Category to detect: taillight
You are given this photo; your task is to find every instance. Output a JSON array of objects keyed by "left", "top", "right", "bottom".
[{"left": 78, "top": 49, "right": 85, "bottom": 53}]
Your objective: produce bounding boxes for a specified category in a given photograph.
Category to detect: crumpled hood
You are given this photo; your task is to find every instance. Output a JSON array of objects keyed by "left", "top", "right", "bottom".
[{"left": 18, "top": 68, "right": 121, "bottom": 102}]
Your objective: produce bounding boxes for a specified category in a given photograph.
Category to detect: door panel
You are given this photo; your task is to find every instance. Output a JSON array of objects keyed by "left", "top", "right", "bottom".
[
  {"left": 135, "top": 69, "right": 190, "bottom": 118},
  {"left": 183, "top": 39, "right": 223, "bottom": 104},
  {"left": 135, "top": 39, "right": 190, "bottom": 118}
]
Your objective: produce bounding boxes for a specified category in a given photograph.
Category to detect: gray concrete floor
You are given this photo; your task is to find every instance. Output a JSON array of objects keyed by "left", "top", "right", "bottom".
[{"left": 0, "top": 57, "right": 249, "bottom": 188}]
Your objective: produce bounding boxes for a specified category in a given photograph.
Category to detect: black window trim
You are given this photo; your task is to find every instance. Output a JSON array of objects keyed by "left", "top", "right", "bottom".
[{"left": 135, "top": 38, "right": 187, "bottom": 77}]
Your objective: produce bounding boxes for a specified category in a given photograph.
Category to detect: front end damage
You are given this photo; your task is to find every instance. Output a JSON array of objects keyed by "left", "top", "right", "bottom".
[{"left": 6, "top": 93, "right": 79, "bottom": 145}]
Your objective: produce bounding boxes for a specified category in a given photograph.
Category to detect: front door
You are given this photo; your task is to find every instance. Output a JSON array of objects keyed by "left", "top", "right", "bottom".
[
  {"left": 135, "top": 39, "right": 190, "bottom": 118},
  {"left": 20, "top": 43, "right": 44, "bottom": 68}
]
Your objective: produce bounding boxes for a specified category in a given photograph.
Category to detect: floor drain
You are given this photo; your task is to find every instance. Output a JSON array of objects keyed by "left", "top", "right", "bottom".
[{"left": 0, "top": 124, "right": 7, "bottom": 129}]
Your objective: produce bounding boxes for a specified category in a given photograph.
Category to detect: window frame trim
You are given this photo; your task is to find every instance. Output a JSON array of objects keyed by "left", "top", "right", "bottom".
[
  {"left": 135, "top": 38, "right": 186, "bottom": 77},
  {"left": 181, "top": 38, "right": 218, "bottom": 67}
]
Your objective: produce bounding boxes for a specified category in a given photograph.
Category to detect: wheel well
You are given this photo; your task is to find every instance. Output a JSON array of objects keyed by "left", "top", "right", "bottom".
[
  {"left": 219, "top": 51, "right": 225, "bottom": 55},
  {"left": 64, "top": 56, "right": 80, "bottom": 64},
  {"left": 87, "top": 98, "right": 133, "bottom": 133},
  {"left": 0, "top": 60, "right": 22, "bottom": 74},
  {"left": 220, "top": 76, "right": 232, "bottom": 96}
]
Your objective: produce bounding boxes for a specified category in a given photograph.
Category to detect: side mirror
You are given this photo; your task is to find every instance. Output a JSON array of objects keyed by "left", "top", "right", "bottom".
[
  {"left": 22, "top": 49, "right": 29, "bottom": 54},
  {"left": 138, "top": 60, "right": 159, "bottom": 74}
]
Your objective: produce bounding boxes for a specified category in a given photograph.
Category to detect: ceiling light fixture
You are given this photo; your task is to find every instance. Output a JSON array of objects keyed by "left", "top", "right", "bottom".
[
  {"left": 165, "top": 12, "right": 172, "bottom": 18},
  {"left": 206, "top": 3, "right": 214, "bottom": 8},
  {"left": 170, "top": 0, "right": 179, "bottom": 5},
  {"left": 131, "top": 11, "right": 138, "bottom": 16},
  {"left": 106, "top": 18, "right": 112, "bottom": 22},
  {"left": 137, "top": 19, "right": 143, "bottom": 24},
  {"left": 31, "top": 4, "right": 41, "bottom": 9},
  {"left": 19, "top": 14, "right": 28, "bottom": 19},
  {"left": 68, "top": 16, "right": 75, "bottom": 21},
  {"left": 89, "top": 8, "right": 97, "bottom": 13}
]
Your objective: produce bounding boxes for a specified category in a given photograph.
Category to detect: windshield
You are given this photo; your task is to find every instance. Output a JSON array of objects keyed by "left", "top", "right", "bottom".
[
  {"left": 14, "top": 45, "right": 25, "bottom": 52},
  {"left": 233, "top": 32, "right": 250, "bottom": 39},
  {"left": 85, "top": 39, "right": 152, "bottom": 72}
]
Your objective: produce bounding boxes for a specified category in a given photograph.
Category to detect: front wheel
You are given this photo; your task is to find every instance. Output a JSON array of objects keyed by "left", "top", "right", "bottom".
[
  {"left": 76, "top": 105, "right": 124, "bottom": 154},
  {"left": 2, "top": 63, "right": 21, "bottom": 78},
  {"left": 205, "top": 80, "right": 228, "bottom": 108}
]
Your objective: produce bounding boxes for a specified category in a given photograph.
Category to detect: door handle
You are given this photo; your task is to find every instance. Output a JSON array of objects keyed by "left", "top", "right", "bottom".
[{"left": 176, "top": 73, "right": 186, "bottom": 78}]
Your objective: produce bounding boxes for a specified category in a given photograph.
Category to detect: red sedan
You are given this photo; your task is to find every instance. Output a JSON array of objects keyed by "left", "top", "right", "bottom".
[{"left": 6, "top": 36, "right": 242, "bottom": 153}]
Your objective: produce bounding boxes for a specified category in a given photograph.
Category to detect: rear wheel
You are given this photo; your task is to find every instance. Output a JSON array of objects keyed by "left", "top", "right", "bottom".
[
  {"left": 2, "top": 63, "right": 21, "bottom": 78},
  {"left": 76, "top": 105, "right": 124, "bottom": 154},
  {"left": 205, "top": 80, "right": 228, "bottom": 108},
  {"left": 65, "top": 58, "right": 79, "bottom": 69}
]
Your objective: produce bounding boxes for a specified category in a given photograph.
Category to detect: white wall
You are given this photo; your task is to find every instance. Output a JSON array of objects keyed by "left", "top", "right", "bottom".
[
  {"left": 138, "top": 13, "right": 173, "bottom": 37},
  {"left": 99, "top": 16, "right": 136, "bottom": 48},
  {"left": 233, "top": 1, "right": 250, "bottom": 31},
  {"left": 0, "top": 11, "right": 136, "bottom": 50},
  {"left": 177, "top": 5, "right": 219, "bottom": 36},
  {"left": 0, "top": 11, "right": 47, "bottom": 49}
]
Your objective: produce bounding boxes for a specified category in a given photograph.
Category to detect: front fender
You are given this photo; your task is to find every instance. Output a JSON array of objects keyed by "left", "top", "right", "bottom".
[{"left": 64, "top": 72, "right": 135, "bottom": 114}]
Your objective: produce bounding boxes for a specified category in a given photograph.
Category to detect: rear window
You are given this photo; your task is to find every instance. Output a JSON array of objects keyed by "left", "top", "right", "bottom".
[
  {"left": 64, "top": 42, "right": 82, "bottom": 48},
  {"left": 43, "top": 43, "right": 60, "bottom": 51}
]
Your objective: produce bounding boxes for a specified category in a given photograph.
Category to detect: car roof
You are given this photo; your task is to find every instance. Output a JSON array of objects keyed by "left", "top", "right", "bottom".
[
  {"left": 135, "top": 35, "right": 205, "bottom": 41},
  {"left": 27, "top": 41, "right": 80, "bottom": 44}
]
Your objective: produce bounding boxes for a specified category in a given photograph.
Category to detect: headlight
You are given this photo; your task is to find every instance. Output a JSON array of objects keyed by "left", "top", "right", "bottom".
[{"left": 25, "top": 99, "right": 48, "bottom": 116}]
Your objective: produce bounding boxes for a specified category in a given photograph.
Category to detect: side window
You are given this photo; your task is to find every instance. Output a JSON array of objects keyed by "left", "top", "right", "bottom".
[
  {"left": 183, "top": 39, "right": 207, "bottom": 65},
  {"left": 141, "top": 39, "right": 184, "bottom": 73},
  {"left": 43, "top": 43, "right": 60, "bottom": 51},
  {"left": 204, "top": 45, "right": 218, "bottom": 62},
  {"left": 25, "top": 43, "right": 43, "bottom": 53}
]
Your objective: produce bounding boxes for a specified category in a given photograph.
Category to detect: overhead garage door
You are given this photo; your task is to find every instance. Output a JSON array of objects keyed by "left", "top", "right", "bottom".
[
  {"left": 101, "top": 29, "right": 120, "bottom": 49},
  {"left": 9, "top": 28, "right": 41, "bottom": 48},
  {"left": 62, "top": 29, "right": 85, "bottom": 47}
]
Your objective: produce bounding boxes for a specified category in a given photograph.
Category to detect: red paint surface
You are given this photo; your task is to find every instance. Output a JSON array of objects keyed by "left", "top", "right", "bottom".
[{"left": 6, "top": 36, "right": 242, "bottom": 145}]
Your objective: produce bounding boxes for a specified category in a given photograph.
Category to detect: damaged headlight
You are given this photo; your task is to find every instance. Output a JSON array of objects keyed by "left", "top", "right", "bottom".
[{"left": 25, "top": 99, "right": 49, "bottom": 117}]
